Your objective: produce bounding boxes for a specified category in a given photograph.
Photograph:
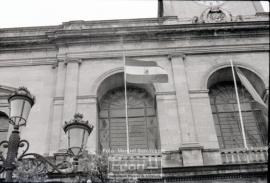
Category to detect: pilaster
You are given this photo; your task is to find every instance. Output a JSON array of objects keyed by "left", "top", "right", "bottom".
[
  {"left": 156, "top": 92, "right": 181, "bottom": 152},
  {"left": 76, "top": 95, "right": 98, "bottom": 153},
  {"left": 169, "top": 54, "right": 203, "bottom": 166},
  {"left": 189, "top": 90, "right": 222, "bottom": 165},
  {"left": 59, "top": 57, "right": 81, "bottom": 150},
  {"left": 48, "top": 61, "right": 65, "bottom": 155}
]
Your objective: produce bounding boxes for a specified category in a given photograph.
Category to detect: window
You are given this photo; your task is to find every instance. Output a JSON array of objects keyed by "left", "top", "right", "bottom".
[
  {"left": 209, "top": 82, "right": 267, "bottom": 149},
  {"left": 0, "top": 96, "right": 10, "bottom": 142},
  {"left": 98, "top": 87, "right": 160, "bottom": 153}
]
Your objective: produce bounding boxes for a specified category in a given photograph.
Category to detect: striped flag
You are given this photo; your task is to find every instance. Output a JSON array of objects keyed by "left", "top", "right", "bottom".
[
  {"left": 125, "top": 59, "right": 168, "bottom": 83},
  {"left": 234, "top": 66, "right": 268, "bottom": 117}
]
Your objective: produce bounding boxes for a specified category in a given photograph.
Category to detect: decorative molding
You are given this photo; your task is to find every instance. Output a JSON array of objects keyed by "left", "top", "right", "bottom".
[
  {"left": 202, "top": 62, "right": 268, "bottom": 91},
  {"left": 0, "top": 57, "right": 57, "bottom": 67},
  {"left": 53, "top": 96, "right": 64, "bottom": 101},
  {"left": 76, "top": 95, "right": 97, "bottom": 99},
  {"left": 139, "top": 163, "right": 267, "bottom": 182},
  {"left": 63, "top": 43, "right": 269, "bottom": 58},
  {"left": 0, "top": 85, "right": 17, "bottom": 92},
  {"left": 199, "top": 7, "right": 233, "bottom": 24},
  {"left": 155, "top": 91, "right": 176, "bottom": 96},
  {"left": 61, "top": 57, "right": 82, "bottom": 65},
  {"left": 202, "top": 148, "right": 220, "bottom": 152},
  {"left": 0, "top": 43, "right": 268, "bottom": 67},
  {"left": 179, "top": 143, "right": 203, "bottom": 150},
  {"left": 189, "top": 90, "right": 209, "bottom": 94},
  {"left": 49, "top": 43, "right": 269, "bottom": 62},
  {"left": 168, "top": 54, "right": 186, "bottom": 60},
  {"left": 189, "top": 90, "right": 210, "bottom": 99},
  {"left": 77, "top": 95, "right": 97, "bottom": 104},
  {"left": 0, "top": 20, "right": 268, "bottom": 53}
]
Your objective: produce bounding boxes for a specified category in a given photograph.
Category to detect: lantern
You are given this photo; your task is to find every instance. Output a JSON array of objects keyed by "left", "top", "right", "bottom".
[
  {"left": 63, "top": 113, "right": 93, "bottom": 156},
  {"left": 8, "top": 87, "right": 35, "bottom": 128}
]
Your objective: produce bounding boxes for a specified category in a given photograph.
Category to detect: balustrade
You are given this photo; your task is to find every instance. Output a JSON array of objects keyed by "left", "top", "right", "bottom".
[{"left": 220, "top": 147, "right": 268, "bottom": 164}]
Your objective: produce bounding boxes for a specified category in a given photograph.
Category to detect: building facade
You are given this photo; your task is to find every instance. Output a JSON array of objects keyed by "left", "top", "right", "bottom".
[{"left": 0, "top": 1, "right": 268, "bottom": 182}]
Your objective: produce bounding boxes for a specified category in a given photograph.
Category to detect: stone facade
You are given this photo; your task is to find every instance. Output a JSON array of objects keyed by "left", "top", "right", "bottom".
[{"left": 0, "top": 1, "right": 268, "bottom": 182}]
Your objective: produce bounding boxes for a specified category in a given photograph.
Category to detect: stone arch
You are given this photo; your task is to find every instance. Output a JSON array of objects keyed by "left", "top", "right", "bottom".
[
  {"left": 94, "top": 68, "right": 157, "bottom": 102},
  {"left": 91, "top": 67, "right": 160, "bottom": 98},
  {"left": 202, "top": 63, "right": 267, "bottom": 94},
  {"left": 91, "top": 67, "right": 124, "bottom": 96},
  {"left": 0, "top": 85, "right": 16, "bottom": 95}
]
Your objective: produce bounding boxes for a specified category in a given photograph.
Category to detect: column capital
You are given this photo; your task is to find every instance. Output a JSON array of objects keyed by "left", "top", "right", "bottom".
[
  {"left": 57, "top": 57, "right": 82, "bottom": 65},
  {"left": 168, "top": 53, "right": 186, "bottom": 60}
]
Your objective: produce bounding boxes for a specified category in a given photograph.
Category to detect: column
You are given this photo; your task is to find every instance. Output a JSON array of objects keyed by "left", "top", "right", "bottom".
[
  {"left": 169, "top": 54, "right": 203, "bottom": 166},
  {"left": 59, "top": 58, "right": 81, "bottom": 150}
]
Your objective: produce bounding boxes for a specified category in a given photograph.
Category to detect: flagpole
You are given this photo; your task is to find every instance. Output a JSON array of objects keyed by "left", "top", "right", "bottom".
[
  {"left": 121, "top": 37, "right": 130, "bottom": 154},
  {"left": 230, "top": 59, "right": 248, "bottom": 149}
]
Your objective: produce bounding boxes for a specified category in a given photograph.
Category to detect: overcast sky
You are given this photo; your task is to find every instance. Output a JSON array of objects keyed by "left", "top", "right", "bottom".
[{"left": 0, "top": 0, "right": 269, "bottom": 28}]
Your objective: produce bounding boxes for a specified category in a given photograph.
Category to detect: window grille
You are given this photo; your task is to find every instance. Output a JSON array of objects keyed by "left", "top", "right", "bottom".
[
  {"left": 99, "top": 87, "right": 160, "bottom": 153},
  {"left": 209, "top": 83, "right": 267, "bottom": 149}
]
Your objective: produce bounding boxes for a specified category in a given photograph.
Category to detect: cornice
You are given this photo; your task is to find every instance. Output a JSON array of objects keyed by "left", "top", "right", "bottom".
[
  {"left": 0, "top": 21, "right": 268, "bottom": 52},
  {"left": 61, "top": 43, "right": 269, "bottom": 59}
]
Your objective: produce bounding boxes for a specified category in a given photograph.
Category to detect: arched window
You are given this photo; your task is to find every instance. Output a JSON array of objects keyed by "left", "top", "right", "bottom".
[
  {"left": 98, "top": 87, "right": 160, "bottom": 153},
  {"left": 0, "top": 87, "right": 12, "bottom": 142},
  {"left": 208, "top": 67, "right": 268, "bottom": 149}
]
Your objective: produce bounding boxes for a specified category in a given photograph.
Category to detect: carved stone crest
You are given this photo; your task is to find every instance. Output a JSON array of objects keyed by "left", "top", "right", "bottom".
[{"left": 194, "top": 7, "right": 232, "bottom": 23}]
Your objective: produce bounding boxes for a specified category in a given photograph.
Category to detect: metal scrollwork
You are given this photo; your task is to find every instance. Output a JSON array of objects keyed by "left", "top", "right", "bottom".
[
  {"left": 13, "top": 157, "right": 48, "bottom": 182},
  {"left": 0, "top": 140, "right": 9, "bottom": 173},
  {"left": 18, "top": 140, "right": 30, "bottom": 157},
  {"left": 9, "top": 151, "right": 76, "bottom": 182}
]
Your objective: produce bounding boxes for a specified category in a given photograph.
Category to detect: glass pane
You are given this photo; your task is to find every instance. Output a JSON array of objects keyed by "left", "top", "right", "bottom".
[
  {"left": 21, "top": 101, "right": 31, "bottom": 124},
  {"left": 82, "top": 129, "right": 90, "bottom": 148},
  {"left": 10, "top": 99, "right": 24, "bottom": 118},
  {"left": 69, "top": 128, "right": 84, "bottom": 150},
  {"left": 0, "top": 104, "right": 10, "bottom": 142},
  {"left": 110, "top": 109, "right": 125, "bottom": 118}
]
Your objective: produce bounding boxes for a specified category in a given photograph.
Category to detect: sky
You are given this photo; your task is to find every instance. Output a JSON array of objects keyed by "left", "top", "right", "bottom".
[{"left": 0, "top": 0, "right": 269, "bottom": 28}]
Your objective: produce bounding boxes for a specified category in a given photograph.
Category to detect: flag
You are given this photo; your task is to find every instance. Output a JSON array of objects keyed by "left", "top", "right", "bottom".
[
  {"left": 125, "top": 59, "right": 168, "bottom": 83},
  {"left": 234, "top": 66, "right": 268, "bottom": 117}
]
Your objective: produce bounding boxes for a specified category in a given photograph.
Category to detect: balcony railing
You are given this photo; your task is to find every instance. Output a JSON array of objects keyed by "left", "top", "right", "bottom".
[{"left": 220, "top": 146, "right": 268, "bottom": 164}]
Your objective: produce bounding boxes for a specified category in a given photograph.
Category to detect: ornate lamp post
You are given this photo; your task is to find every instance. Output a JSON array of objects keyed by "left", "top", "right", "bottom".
[
  {"left": 0, "top": 87, "right": 94, "bottom": 182},
  {"left": 1, "top": 87, "right": 35, "bottom": 182}
]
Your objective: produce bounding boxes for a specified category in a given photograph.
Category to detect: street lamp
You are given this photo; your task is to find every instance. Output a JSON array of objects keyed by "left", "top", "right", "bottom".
[
  {"left": 0, "top": 87, "right": 94, "bottom": 182},
  {"left": 1, "top": 87, "right": 35, "bottom": 182},
  {"left": 63, "top": 113, "right": 94, "bottom": 171},
  {"left": 64, "top": 113, "right": 94, "bottom": 157},
  {"left": 8, "top": 87, "right": 35, "bottom": 128}
]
